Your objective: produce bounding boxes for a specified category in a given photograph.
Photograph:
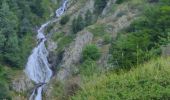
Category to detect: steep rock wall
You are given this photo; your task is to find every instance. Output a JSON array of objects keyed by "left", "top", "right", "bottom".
[{"left": 57, "top": 31, "right": 93, "bottom": 80}]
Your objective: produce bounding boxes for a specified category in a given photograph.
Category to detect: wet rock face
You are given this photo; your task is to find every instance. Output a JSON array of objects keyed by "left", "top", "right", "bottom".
[
  {"left": 57, "top": 31, "right": 93, "bottom": 80},
  {"left": 12, "top": 73, "right": 34, "bottom": 93}
]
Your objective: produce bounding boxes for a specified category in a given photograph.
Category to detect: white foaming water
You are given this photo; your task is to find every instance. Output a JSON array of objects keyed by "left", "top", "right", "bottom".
[
  {"left": 56, "top": 0, "right": 68, "bottom": 17},
  {"left": 35, "top": 87, "right": 43, "bottom": 100},
  {"left": 25, "top": 0, "right": 68, "bottom": 100}
]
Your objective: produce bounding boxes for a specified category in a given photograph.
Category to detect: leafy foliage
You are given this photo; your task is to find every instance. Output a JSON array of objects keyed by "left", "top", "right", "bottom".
[
  {"left": 0, "top": 83, "right": 11, "bottom": 100},
  {"left": 72, "top": 10, "right": 94, "bottom": 34},
  {"left": 116, "top": 0, "right": 126, "bottom": 4},
  {"left": 0, "top": 1, "right": 20, "bottom": 67},
  {"left": 84, "top": 10, "right": 93, "bottom": 26},
  {"left": 79, "top": 60, "right": 97, "bottom": 77},
  {"left": 0, "top": 0, "right": 57, "bottom": 68},
  {"left": 72, "top": 15, "right": 85, "bottom": 33},
  {"left": 110, "top": 2, "right": 170, "bottom": 68},
  {"left": 103, "top": 34, "right": 112, "bottom": 44},
  {"left": 82, "top": 44, "right": 101, "bottom": 61},
  {"left": 94, "top": 0, "right": 108, "bottom": 15},
  {"left": 0, "top": 66, "right": 11, "bottom": 99},
  {"left": 60, "top": 15, "right": 70, "bottom": 25}
]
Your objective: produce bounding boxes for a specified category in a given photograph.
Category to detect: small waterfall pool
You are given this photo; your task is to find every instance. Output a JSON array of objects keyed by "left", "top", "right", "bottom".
[{"left": 24, "top": 0, "right": 68, "bottom": 100}]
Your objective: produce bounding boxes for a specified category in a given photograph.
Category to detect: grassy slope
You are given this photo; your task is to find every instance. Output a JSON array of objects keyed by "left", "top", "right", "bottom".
[{"left": 71, "top": 57, "right": 170, "bottom": 100}]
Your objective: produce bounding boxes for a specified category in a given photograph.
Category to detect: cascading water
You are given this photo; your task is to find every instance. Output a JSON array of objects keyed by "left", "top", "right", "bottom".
[{"left": 24, "top": 0, "right": 68, "bottom": 100}]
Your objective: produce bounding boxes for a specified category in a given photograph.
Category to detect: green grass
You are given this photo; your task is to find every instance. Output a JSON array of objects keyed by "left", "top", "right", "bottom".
[
  {"left": 52, "top": 32, "right": 65, "bottom": 41},
  {"left": 58, "top": 35, "right": 73, "bottom": 49},
  {"left": 88, "top": 24, "right": 108, "bottom": 37},
  {"left": 71, "top": 57, "right": 170, "bottom": 100},
  {"left": 53, "top": 33, "right": 74, "bottom": 55}
]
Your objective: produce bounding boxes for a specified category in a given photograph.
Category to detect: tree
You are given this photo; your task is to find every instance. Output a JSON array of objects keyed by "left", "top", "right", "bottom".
[
  {"left": 94, "top": 0, "right": 108, "bottom": 15},
  {"left": 4, "top": 33, "right": 20, "bottom": 66},
  {"left": 77, "top": 15, "right": 85, "bottom": 31},
  {"left": 85, "top": 10, "right": 93, "bottom": 26},
  {"left": 116, "top": 0, "right": 125, "bottom": 4},
  {"left": 0, "top": 1, "right": 20, "bottom": 67},
  {"left": 0, "top": 82, "right": 11, "bottom": 100},
  {"left": 110, "top": 32, "right": 153, "bottom": 68},
  {"left": 72, "top": 18, "right": 78, "bottom": 33},
  {"left": 30, "top": 0, "right": 45, "bottom": 17},
  {"left": 60, "top": 15, "right": 70, "bottom": 25},
  {"left": 20, "top": 17, "right": 32, "bottom": 36},
  {"left": 0, "top": 33, "right": 6, "bottom": 52},
  {"left": 110, "top": 1, "right": 170, "bottom": 68},
  {"left": 72, "top": 15, "right": 85, "bottom": 33}
]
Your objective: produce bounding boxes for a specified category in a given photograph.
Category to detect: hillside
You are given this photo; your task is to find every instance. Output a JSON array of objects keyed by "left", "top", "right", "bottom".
[
  {"left": 71, "top": 57, "right": 170, "bottom": 100},
  {"left": 43, "top": 0, "right": 170, "bottom": 99},
  {"left": 0, "top": 0, "right": 170, "bottom": 100}
]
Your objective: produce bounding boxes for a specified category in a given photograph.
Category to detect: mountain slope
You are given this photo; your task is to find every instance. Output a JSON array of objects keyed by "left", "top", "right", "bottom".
[
  {"left": 71, "top": 57, "right": 170, "bottom": 100},
  {"left": 45, "top": 0, "right": 170, "bottom": 99},
  {"left": 0, "top": 0, "right": 169, "bottom": 99}
]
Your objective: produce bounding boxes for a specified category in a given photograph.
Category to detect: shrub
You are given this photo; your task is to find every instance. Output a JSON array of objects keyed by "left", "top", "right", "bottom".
[
  {"left": 82, "top": 44, "right": 101, "bottom": 61},
  {"left": 79, "top": 59, "right": 97, "bottom": 76},
  {"left": 60, "top": 15, "right": 70, "bottom": 25},
  {"left": 103, "top": 34, "right": 112, "bottom": 44},
  {"left": 85, "top": 10, "right": 93, "bottom": 26},
  {"left": 94, "top": 0, "right": 108, "bottom": 15},
  {"left": 116, "top": 0, "right": 126, "bottom": 4},
  {"left": 56, "top": 35, "right": 74, "bottom": 54},
  {"left": 89, "top": 24, "right": 107, "bottom": 37},
  {"left": 109, "top": 3, "right": 170, "bottom": 68},
  {"left": 0, "top": 83, "right": 11, "bottom": 100},
  {"left": 0, "top": 67, "right": 11, "bottom": 99},
  {"left": 72, "top": 15, "right": 85, "bottom": 33}
]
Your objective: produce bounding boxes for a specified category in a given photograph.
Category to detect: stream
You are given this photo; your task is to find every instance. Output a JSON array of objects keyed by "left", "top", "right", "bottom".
[{"left": 24, "top": 0, "right": 68, "bottom": 100}]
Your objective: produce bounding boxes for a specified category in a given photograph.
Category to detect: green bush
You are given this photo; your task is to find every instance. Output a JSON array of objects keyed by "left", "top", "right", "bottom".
[
  {"left": 60, "top": 15, "right": 70, "bottom": 25},
  {"left": 0, "top": 0, "right": 59, "bottom": 68},
  {"left": 116, "top": 0, "right": 126, "bottom": 4},
  {"left": 72, "top": 15, "right": 85, "bottom": 33},
  {"left": 0, "top": 83, "right": 11, "bottom": 100},
  {"left": 0, "top": 67, "right": 11, "bottom": 99},
  {"left": 85, "top": 10, "right": 93, "bottom": 26},
  {"left": 103, "top": 34, "right": 112, "bottom": 44},
  {"left": 79, "top": 60, "right": 97, "bottom": 76},
  {"left": 94, "top": 0, "right": 108, "bottom": 15},
  {"left": 56, "top": 35, "right": 74, "bottom": 54},
  {"left": 110, "top": 3, "right": 170, "bottom": 68},
  {"left": 82, "top": 44, "right": 101, "bottom": 61},
  {"left": 110, "top": 31, "right": 159, "bottom": 68},
  {"left": 89, "top": 24, "right": 108, "bottom": 37}
]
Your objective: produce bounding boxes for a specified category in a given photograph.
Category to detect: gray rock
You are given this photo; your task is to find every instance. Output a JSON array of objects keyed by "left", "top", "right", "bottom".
[
  {"left": 162, "top": 44, "right": 170, "bottom": 56},
  {"left": 57, "top": 31, "right": 93, "bottom": 80},
  {"left": 11, "top": 73, "right": 34, "bottom": 93}
]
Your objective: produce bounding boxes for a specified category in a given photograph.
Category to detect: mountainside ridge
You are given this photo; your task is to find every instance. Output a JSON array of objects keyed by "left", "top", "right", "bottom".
[{"left": 0, "top": 0, "right": 170, "bottom": 99}]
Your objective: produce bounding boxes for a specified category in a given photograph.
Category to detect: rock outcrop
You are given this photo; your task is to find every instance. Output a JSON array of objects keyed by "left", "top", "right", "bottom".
[
  {"left": 12, "top": 73, "right": 34, "bottom": 93},
  {"left": 57, "top": 31, "right": 93, "bottom": 80}
]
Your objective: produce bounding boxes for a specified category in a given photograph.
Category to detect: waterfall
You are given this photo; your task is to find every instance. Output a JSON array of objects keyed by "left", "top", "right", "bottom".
[{"left": 24, "top": 0, "right": 68, "bottom": 100}]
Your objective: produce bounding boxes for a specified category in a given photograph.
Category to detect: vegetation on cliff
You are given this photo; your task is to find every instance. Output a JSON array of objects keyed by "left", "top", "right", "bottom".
[{"left": 0, "top": 0, "right": 170, "bottom": 99}]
